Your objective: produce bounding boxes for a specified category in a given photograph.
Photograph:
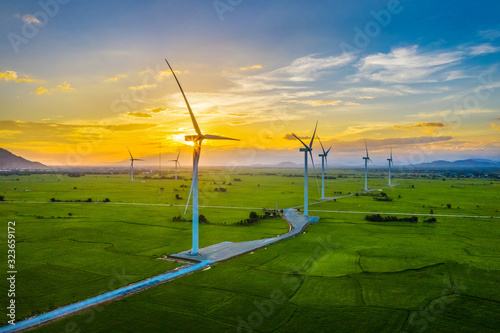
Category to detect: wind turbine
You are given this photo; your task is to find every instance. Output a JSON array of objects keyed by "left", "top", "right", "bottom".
[
  {"left": 170, "top": 150, "right": 181, "bottom": 180},
  {"left": 387, "top": 147, "right": 393, "bottom": 186},
  {"left": 318, "top": 137, "right": 332, "bottom": 199},
  {"left": 292, "top": 121, "right": 318, "bottom": 216},
  {"left": 165, "top": 59, "right": 238, "bottom": 256},
  {"left": 363, "top": 139, "right": 372, "bottom": 191},
  {"left": 127, "top": 147, "right": 144, "bottom": 182}
]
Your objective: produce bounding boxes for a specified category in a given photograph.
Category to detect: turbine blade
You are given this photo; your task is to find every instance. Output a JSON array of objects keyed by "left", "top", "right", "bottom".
[
  {"left": 326, "top": 146, "right": 332, "bottom": 155},
  {"left": 364, "top": 138, "right": 369, "bottom": 158},
  {"left": 318, "top": 136, "right": 326, "bottom": 155},
  {"left": 165, "top": 59, "right": 202, "bottom": 137},
  {"left": 309, "top": 121, "right": 318, "bottom": 149},
  {"left": 203, "top": 134, "right": 239, "bottom": 141},
  {"left": 292, "top": 133, "right": 310, "bottom": 150},
  {"left": 127, "top": 147, "right": 133, "bottom": 159},
  {"left": 135, "top": 159, "right": 145, "bottom": 161},
  {"left": 176, "top": 150, "right": 181, "bottom": 160},
  {"left": 390, "top": 146, "right": 393, "bottom": 160}
]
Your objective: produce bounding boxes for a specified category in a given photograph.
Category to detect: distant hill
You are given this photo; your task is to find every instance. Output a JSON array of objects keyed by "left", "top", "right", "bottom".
[
  {"left": 247, "top": 161, "right": 301, "bottom": 168},
  {"left": 411, "top": 159, "right": 500, "bottom": 170},
  {"left": 0, "top": 148, "right": 47, "bottom": 169}
]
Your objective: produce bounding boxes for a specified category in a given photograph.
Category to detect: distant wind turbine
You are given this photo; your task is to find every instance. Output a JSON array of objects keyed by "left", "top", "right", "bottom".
[
  {"left": 363, "top": 138, "right": 372, "bottom": 191},
  {"left": 292, "top": 121, "right": 318, "bottom": 216},
  {"left": 318, "top": 137, "right": 332, "bottom": 199},
  {"left": 170, "top": 150, "right": 181, "bottom": 180},
  {"left": 387, "top": 147, "right": 393, "bottom": 186},
  {"left": 165, "top": 58, "right": 238, "bottom": 256},
  {"left": 127, "top": 147, "right": 144, "bottom": 182}
]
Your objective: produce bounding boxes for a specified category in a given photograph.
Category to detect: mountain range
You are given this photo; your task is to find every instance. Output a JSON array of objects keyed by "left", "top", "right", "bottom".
[
  {"left": 0, "top": 148, "right": 47, "bottom": 169},
  {"left": 0, "top": 148, "right": 498, "bottom": 171}
]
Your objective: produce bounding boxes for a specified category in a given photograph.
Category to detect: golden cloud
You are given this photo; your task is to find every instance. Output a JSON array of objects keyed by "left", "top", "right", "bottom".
[
  {"left": 357, "top": 96, "right": 374, "bottom": 100},
  {"left": 394, "top": 121, "right": 445, "bottom": 132},
  {"left": 344, "top": 102, "right": 360, "bottom": 106},
  {"left": 128, "top": 84, "right": 157, "bottom": 90},
  {"left": 240, "top": 65, "right": 262, "bottom": 71},
  {"left": 285, "top": 99, "right": 342, "bottom": 106},
  {"left": 0, "top": 71, "right": 36, "bottom": 83},
  {"left": 0, "top": 71, "right": 18, "bottom": 81},
  {"left": 127, "top": 112, "right": 153, "bottom": 118},
  {"left": 103, "top": 74, "right": 127, "bottom": 82},
  {"left": 36, "top": 86, "right": 49, "bottom": 95},
  {"left": 36, "top": 82, "right": 73, "bottom": 95},
  {"left": 491, "top": 123, "right": 500, "bottom": 131},
  {"left": 148, "top": 107, "right": 166, "bottom": 113}
]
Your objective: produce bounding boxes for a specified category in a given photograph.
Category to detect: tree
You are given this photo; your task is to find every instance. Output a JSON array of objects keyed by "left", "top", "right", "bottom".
[
  {"left": 249, "top": 211, "right": 258, "bottom": 220},
  {"left": 0, "top": 195, "right": 4, "bottom": 201},
  {"left": 175, "top": 194, "right": 183, "bottom": 200},
  {"left": 103, "top": 198, "right": 110, "bottom": 202},
  {"left": 68, "top": 213, "right": 73, "bottom": 217},
  {"left": 199, "top": 215, "right": 209, "bottom": 224}
]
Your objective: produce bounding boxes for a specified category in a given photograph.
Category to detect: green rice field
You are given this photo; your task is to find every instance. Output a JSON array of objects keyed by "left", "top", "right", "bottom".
[{"left": 0, "top": 169, "right": 499, "bottom": 332}]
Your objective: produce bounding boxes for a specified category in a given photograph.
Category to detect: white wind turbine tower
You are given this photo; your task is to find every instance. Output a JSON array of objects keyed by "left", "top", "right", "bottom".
[
  {"left": 318, "top": 137, "right": 332, "bottom": 199},
  {"left": 292, "top": 121, "right": 318, "bottom": 216},
  {"left": 170, "top": 150, "right": 181, "bottom": 180},
  {"left": 127, "top": 147, "right": 144, "bottom": 182},
  {"left": 165, "top": 59, "right": 238, "bottom": 256},
  {"left": 363, "top": 139, "right": 372, "bottom": 191},
  {"left": 387, "top": 147, "right": 393, "bottom": 186}
]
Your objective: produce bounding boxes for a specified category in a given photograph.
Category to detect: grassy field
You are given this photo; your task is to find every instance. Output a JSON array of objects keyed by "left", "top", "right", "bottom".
[{"left": 0, "top": 170, "right": 499, "bottom": 332}]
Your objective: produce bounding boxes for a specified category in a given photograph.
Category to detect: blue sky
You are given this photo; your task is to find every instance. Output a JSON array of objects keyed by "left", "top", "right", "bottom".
[{"left": 1, "top": 0, "right": 499, "bottom": 166}]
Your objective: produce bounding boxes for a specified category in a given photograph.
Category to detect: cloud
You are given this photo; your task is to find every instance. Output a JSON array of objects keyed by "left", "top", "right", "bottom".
[
  {"left": 491, "top": 123, "right": 500, "bottom": 131},
  {"left": 240, "top": 65, "right": 262, "bottom": 71},
  {"left": 478, "top": 28, "right": 500, "bottom": 41},
  {"left": 56, "top": 82, "right": 73, "bottom": 91},
  {"left": 36, "top": 82, "right": 73, "bottom": 95},
  {"left": 344, "top": 102, "right": 360, "bottom": 106},
  {"left": 103, "top": 74, "right": 127, "bottom": 82},
  {"left": 22, "top": 14, "right": 40, "bottom": 24},
  {"left": 36, "top": 86, "right": 49, "bottom": 95},
  {"left": 148, "top": 107, "right": 166, "bottom": 113},
  {"left": 394, "top": 121, "right": 445, "bottom": 132},
  {"left": 226, "top": 53, "right": 355, "bottom": 92},
  {"left": 0, "top": 71, "right": 36, "bottom": 83},
  {"left": 284, "top": 99, "right": 342, "bottom": 106},
  {"left": 0, "top": 71, "right": 18, "bottom": 81},
  {"left": 128, "top": 84, "right": 157, "bottom": 90},
  {"left": 410, "top": 109, "right": 495, "bottom": 119},
  {"left": 104, "top": 123, "right": 158, "bottom": 131},
  {"left": 353, "top": 46, "right": 463, "bottom": 83},
  {"left": 126, "top": 112, "right": 153, "bottom": 118},
  {"left": 468, "top": 43, "right": 500, "bottom": 56},
  {"left": 284, "top": 133, "right": 310, "bottom": 140},
  {"left": 357, "top": 96, "right": 374, "bottom": 100}
]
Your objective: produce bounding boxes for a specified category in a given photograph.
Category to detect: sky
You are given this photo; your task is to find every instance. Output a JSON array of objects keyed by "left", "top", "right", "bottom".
[{"left": 1, "top": 0, "right": 500, "bottom": 167}]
